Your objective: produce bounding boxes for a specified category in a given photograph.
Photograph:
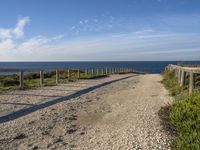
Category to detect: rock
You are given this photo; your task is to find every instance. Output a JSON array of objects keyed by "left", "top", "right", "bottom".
[
  {"left": 53, "top": 137, "right": 63, "bottom": 143},
  {"left": 31, "top": 145, "right": 39, "bottom": 150},
  {"left": 66, "top": 128, "right": 77, "bottom": 134},
  {"left": 13, "top": 133, "right": 26, "bottom": 140},
  {"left": 80, "top": 132, "right": 85, "bottom": 135}
]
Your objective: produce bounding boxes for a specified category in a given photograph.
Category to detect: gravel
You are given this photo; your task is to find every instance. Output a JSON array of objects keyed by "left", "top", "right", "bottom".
[{"left": 0, "top": 74, "right": 173, "bottom": 149}]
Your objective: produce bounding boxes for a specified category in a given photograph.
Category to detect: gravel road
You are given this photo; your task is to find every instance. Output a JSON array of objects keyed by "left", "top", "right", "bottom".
[{"left": 0, "top": 74, "right": 173, "bottom": 150}]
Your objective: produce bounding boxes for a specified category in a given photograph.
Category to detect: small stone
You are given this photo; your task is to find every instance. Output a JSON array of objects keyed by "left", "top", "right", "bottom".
[
  {"left": 66, "top": 128, "right": 77, "bottom": 134},
  {"left": 53, "top": 137, "right": 63, "bottom": 143},
  {"left": 32, "top": 146, "right": 39, "bottom": 150},
  {"left": 80, "top": 132, "right": 85, "bottom": 135},
  {"left": 13, "top": 133, "right": 26, "bottom": 140}
]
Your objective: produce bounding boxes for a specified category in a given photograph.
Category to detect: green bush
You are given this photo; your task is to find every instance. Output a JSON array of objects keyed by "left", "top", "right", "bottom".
[
  {"left": 170, "top": 93, "right": 200, "bottom": 150},
  {"left": 0, "top": 75, "right": 19, "bottom": 86},
  {"left": 162, "top": 70, "right": 182, "bottom": 96},
  {"left": 162, "top": 69, "right": 200, "bottom": 149}
]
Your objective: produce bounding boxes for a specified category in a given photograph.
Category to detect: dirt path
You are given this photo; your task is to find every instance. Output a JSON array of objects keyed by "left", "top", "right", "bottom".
[{"left": 0, "top": 74, "right": 173, "bottom": 150}]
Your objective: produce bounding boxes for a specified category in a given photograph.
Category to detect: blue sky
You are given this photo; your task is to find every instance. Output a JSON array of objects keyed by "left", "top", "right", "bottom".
[{"left": 0, "top": 0, "right": 200, "bottom": 61}]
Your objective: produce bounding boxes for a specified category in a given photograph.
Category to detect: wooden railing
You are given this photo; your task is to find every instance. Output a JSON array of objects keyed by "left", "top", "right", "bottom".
[
  {"left": 166, "top": 64, "right": 200, "bottom": 95},
  {"left": 0, "top": 67, "right": 136, "bottom": 89}
]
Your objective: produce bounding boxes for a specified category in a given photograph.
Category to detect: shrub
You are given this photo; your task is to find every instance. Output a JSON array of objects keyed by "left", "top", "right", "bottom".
[
  {"left": 170, "top": 93, "right": 200, "bottom": 150},
  {"left": 162, "top": 69, "right": 200, "bottom": 149},
  {"left": 162, "top": 70, "right": 182, "bottom": 96}
]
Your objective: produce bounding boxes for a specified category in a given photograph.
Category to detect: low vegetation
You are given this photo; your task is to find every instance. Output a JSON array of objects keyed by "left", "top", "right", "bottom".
[
  {"left": 162, "top": 70, "right": 200, "bottom": 150},
  {"left": 0, "top": 70, "right": 108, "bottom": 91},
  {"left": 162, "top": 70, "right": 182, "bottom": 96}
]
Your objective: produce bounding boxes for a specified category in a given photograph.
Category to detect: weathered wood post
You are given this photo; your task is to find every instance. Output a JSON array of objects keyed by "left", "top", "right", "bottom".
[
  {"left": 96, "top": 68, "right": 99, "bottom": 75},
  {"left": 40, "top": 70, "right": 44, "bottom": 86},
  {"left": 189, "top": 72, "right": 194, "bottom": 95},
  {"left": 19, "top": 71, "right": 24, "bottom": 89},
  {"left": 178, "top": 69, "right": 181, "bottom": 84},
  {"left": 101, "top": 68, "right": 104, "bottom": 74},
  {"left": 77, "top": 69, "right": 80, "bottom": 80},
  {"left": 91, "top": 68, "right": 94, "bottom": 75},
  {"left": 56, "top": 69, "right": 59, "bottom": 84},
  {"left": 105, "top": 67, "right": 108, "bottom": 74},
  {"left": 175, "top": 68, "right": 178, "bottom": 79},
  {"left": 180, "top": 70, "right": 185, "bottom": 87},
  {"left": 85, "top": 68, "right": 88, "bottom": 75},
  {"left": 68, "top": 69, "right": 71, "bottom": 81}
]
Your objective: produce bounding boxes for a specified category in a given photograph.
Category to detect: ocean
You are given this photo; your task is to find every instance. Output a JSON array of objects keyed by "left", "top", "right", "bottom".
[{"left": 0, "top": 61, "right": 200, "bottom": 73}]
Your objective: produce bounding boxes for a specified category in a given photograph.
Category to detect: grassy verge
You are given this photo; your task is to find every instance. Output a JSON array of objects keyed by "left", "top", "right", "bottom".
[
  {"left": 0, "top": 71, "right": 109, "bottom": 91},
  {"left": 162, "top": 70, "right": 200, "bottom": 149}
]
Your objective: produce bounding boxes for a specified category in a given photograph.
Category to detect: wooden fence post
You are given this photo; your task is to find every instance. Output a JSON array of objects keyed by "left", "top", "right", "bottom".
[
  {"left": 77, "top": 69, "right": 80, "bottom": 80},
  {"left": 40, "top": 70, "right": 44, "bottom": 86},
  {"left": 85, "top": 68, "right": 88, "bottom": 75},
  {"left": 101, "top": 68, "right": 104, "bottom": 74},
  {"left": 189, "top": 72, "right": 194, "bottom": 95},
  {"left": 97, "top": 68, "right": 99, "bottom": 75},
  {"left": 178, "top": 69, "right": 181, "bottom": 84},
  {"left": 105, "top": 67, "right": 108, "bottom": 74},
  {"left": 180, "top": 70, "right": 185, "bottom": 87},
  {"left": 56, "top": 70, "right": 59, "bottom": 84},
  {"left": 91, "top": 68, "right": 94, "bottom": 75},
  {"left": 19, "top": 71, "right": 24, "bottom": 89},
  {"left": 68, "top": 69, "right": 71, "bottom": 81}
]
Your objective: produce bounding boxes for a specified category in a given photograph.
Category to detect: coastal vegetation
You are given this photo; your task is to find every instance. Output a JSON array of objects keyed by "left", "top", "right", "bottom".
[
  {"left": 162, "top": 70, "right": 200, "bottom": 150},
  {"left": 0, "top": 70, "right": 108, "bottom": 91}
]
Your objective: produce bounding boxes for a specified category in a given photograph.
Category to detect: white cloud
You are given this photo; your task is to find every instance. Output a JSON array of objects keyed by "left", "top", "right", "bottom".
[
  {"left": 0, "top": 16, "right": 30, "bottom": 41},
  {"left": 52, "top": 35, "right": 64, "bottom": 40},
  {"left": 3, "top": 31, "right": 199, "bottom": 61},
  {"left": 0, "top": 29, "right": 12, "bottom": 39},
  {"left": 0, "top": 16, "right": 200, "bottom": 61},
  {"left": 0, "top": 39, "right": 15, "bottom": 51},
  {"left": 13, "top": 16, "right": 30, "bottom": 38},
  {"left": 17, "top": 35, "right": 64, "bottom": 52},
  {"left": 0, "top": 17, "right": 63, "bottom": 58}
]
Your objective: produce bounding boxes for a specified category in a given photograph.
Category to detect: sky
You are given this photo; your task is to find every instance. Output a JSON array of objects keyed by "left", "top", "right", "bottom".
[{"left": 0, "top": 0, "right": 200, "bottom": 61}]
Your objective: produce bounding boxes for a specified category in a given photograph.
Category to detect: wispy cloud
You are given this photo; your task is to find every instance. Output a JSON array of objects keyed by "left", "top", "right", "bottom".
[
  {"left": 0, "top": 16, "right": 200, "bottom": 61},
  {"left": 13, "top": 16, "right": 30, "bottom": 38},
  {"left": 0, "top": 16, "right": 30, "bottom": 40},
  {"left": 0, "top": 17, "right": 64, "bottom": 59}
]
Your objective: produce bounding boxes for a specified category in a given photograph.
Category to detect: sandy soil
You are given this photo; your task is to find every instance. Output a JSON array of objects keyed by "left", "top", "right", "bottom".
[{"left": 0, "top": 74, "right": 173, "bottom": 150}]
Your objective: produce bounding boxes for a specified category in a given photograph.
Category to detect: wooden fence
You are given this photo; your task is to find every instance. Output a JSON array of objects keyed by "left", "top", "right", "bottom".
[
  {"left": 0, "top": 67, "right": 135, "bottom": 89},
  {"left": 166, "top": 64, "right": 200, "bottom": 95}
]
